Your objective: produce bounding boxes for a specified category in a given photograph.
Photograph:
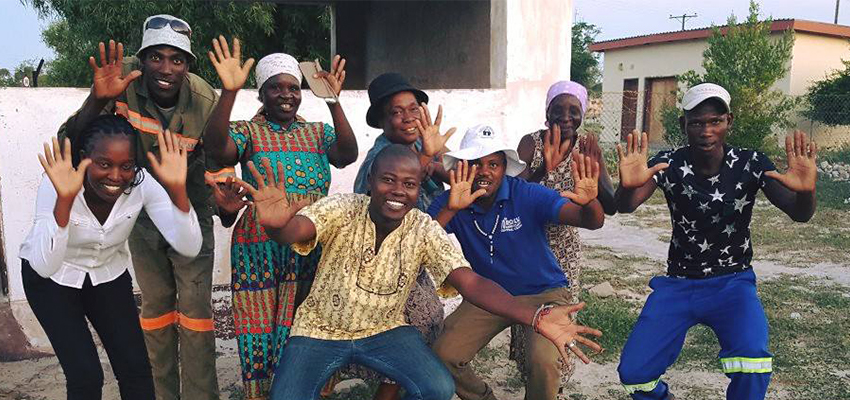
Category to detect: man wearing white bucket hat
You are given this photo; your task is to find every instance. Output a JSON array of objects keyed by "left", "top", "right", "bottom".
[
  {"left": 614, "top": 83, "right": 818, "bottom": 400},
  {"left": 58, "top": 14, "right": 221, "bottom": 400},
  {"left": 427, "top": 125, "right": 606, "bottom": 400}
]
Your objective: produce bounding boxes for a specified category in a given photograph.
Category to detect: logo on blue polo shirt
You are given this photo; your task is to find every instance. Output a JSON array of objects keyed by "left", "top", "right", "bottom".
[{"left": 500, "top": 216, "right": 522, "bottom": 232}]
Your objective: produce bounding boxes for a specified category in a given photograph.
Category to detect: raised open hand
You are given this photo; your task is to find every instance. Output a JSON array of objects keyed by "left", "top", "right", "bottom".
[
  {"left": 617, "top": 131, "right": 668, "bottom": 189},
  {"left": 38, "top": 137, "right": 91, "bottom": 201},
  {"left": 208, "top": 176, "right": 249, "bottom": 215},
  {"left": 765, "top": 130, "right": 818, "bottom": 193},
  {"left": 561, "top": 152, "right": 599, "bottom": 205},
  {"left": 208, "top": 36, "right": 255, "bottom": 92},
  {"left": 235, "top": 159, "right": 309, "bottom": 229},
  {"left": 146, "top": 130, "right": 188, "bottom": 191},
  {"left": 313, "top": 54, "right": 347, "bottom": 96},
  {"left": 447, "top": 160, "right": 487, "bottom": 211},
  {"left": 89, "top": 40, "right": 142, "bottom": 101},
  {"left": 543, "top": 124, "right": 573, "bottom": 173},
  {"left": 536, "top": 302, "right": 604, "bottom": 364},
  {"left": 416, "top": 103, "right": 456, "bottom": 158}
]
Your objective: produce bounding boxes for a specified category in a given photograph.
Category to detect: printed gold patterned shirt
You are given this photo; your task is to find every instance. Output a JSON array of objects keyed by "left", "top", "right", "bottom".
[{"left": 289, "top": 194, "right": 470, "bottom": 340}]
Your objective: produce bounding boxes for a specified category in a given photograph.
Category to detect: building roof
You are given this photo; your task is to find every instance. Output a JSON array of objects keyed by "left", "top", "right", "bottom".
[{"left": 590, "top": 19, "right": 850, "bottom": 52}]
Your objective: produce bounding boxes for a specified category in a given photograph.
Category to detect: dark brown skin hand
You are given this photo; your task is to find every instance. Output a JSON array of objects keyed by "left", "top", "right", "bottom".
[{"left": 89, "top": 40, "right": 142, "bottom": 101}]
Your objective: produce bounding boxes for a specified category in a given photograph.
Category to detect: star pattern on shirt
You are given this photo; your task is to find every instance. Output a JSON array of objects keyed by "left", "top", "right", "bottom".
[
  {"left": 647, "top": 146, "right": 774, "bottom": 279},
  {"left": 698, "top": 239, "right": 713, "bottom": 253},
  {"left": 710, "top": 189, "right": 725, "bottom": 202},
  {"left": 734, "top": 196, "right": 752, "bottom": 213}
]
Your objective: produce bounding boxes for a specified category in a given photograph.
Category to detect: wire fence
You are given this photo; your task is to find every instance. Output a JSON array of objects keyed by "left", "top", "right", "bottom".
[{"left": 581, "top": 91, "right": 850, "bottom": 153}]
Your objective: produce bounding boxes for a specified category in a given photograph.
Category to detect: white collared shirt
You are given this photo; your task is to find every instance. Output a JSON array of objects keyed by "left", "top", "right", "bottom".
[{"left": 19, "top": 169, "right": 202, "bottom": 288}]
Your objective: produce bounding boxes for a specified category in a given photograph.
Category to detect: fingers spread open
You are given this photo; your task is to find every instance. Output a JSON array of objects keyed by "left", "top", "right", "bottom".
[
  {"left": 220, "top": 35, "right": 232, "bottom": 59},
  {"left": 246, "top": 161, "right": 266, "bottom": 189},
  {"left": 232, "top": 37, "right": 242, "bottom": 60},
  {"left": 97, "top": 41, "right": 107, "bottom": 68},
  {"left": 261, "top": 158, "right": 276, "bottom": 187},
  {"left": 116, "top": 42, "right": 125, "bottom": 64},
  {"left": 276, "top": 161, "right": 287, "bottom": 188},
  {"left": 233, "top": 176, "right": 260, "bottom": 196},
  {"left": 434, "top": 105, "right": 443, "bottom": 126},
  {"left": 570, "top": 343, "right": 591, "bottom": 364},
  {"left": 51, "top": 137, "right": 62, "bottom": 164},
  {"left": 62, "top": 138, "right": 73, "bottom": 162},
  {"left": 212, "top": 36, "right": 224, "bottom": 62}
]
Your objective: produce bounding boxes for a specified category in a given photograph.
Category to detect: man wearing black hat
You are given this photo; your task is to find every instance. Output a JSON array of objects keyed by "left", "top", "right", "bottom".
[{"left": 57, "top": 14, "right": 220, "bottom": 400}]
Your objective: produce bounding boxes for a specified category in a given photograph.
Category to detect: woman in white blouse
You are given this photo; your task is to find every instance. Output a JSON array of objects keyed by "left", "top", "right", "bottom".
[{"left": 19, "top": 115, "right": 202, "bottom": 400}]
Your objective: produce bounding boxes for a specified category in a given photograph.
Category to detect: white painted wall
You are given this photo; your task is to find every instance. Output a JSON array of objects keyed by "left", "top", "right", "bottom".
[{"left": 0, "top": 0, "right": 574, "bottom": 349}]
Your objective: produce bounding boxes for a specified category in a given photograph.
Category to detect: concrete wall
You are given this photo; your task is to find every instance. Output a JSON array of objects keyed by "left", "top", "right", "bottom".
[{"left": 0, "top": 0, "right": 574, "bottom": 352}]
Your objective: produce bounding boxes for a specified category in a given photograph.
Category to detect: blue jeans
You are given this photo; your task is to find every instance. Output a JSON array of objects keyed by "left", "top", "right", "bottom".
[
  {"left": 269, "top": 326, "right": 455, "bottom": 400},
  {"left": 618, "top": 269, "right": 772, "bottom": 400}
]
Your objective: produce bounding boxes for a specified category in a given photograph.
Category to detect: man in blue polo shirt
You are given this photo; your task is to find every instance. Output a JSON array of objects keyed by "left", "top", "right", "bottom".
[{"left": 428, "top": 124, "right": 605, "bottom": 400}]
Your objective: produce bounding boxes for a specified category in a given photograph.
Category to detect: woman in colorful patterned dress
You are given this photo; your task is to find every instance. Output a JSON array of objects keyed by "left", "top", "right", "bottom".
[
  {"left": 511, "top": 81, "right": 616, "bottom": 398},
  {"left": 203, "top": 36, "right": 358, "bottom": 400}
]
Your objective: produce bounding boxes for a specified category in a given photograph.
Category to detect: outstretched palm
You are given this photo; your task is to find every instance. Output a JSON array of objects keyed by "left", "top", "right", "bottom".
[
  {"left": 208, "top": 36, "right": 255, "bottom": 92},
  {"left": 235, "top": 159, "right": 308, "bottom": 229},
  {"left": 536, "top": 302, "right": 604, "bottom": 364},
  {"left": 765, "top": 130, "right": 818, "bottom": 193},
  {"left": 208, "top": 176, "right": 249, "bottom": 215},
  {"left": 416, "top": 104, "right": 456, "bottom": 158},
  {"left": 561, "top": 152, "right": 599, "bottom": 205},
  {"left": 617, "top": 131, "right": 668, "bottom": 189},
  {"left": 146, "top": 130, "right": 188, "bottom": 191},
  {"left": 447, "top": 160, "right": 486, "bottom": 211},
  {"left": 543, "top": 124, "right": 573, "bottom": 173},
  {"left": 89, "top": 40, "right": 142, "bottom": 101},
  {"left": 38, "top": 138, "right": 91, "bottom": 201}
]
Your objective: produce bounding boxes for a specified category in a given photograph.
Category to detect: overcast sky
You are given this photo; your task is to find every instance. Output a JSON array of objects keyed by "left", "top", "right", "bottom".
[{"left": 1, "top": 0, "right": 847, "bottom": 71}]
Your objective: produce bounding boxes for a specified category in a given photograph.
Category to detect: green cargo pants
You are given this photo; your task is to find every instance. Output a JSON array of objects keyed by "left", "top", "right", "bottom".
[{"left": 129, "top": 209, "right": 219, "bottom": 400}]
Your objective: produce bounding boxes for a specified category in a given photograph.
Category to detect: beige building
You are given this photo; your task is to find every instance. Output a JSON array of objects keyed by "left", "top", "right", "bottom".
[{"left": 590, "top": 19, "right": 850, "bottom": 147}]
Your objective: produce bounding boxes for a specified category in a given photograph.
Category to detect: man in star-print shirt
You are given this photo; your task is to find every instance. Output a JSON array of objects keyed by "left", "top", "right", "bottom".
[{"left": 613, "top": 83, "right": 818, "bottom": 400}]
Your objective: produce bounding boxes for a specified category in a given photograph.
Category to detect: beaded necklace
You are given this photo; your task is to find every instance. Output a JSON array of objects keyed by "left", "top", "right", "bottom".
[{"left": 471, "top": 203, "right": 504, "bottom": 264}]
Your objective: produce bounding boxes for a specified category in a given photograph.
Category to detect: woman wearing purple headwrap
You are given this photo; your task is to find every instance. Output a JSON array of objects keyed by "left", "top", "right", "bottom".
[{"left": 511, "top": 81, "right": 616, "bottom": 397}]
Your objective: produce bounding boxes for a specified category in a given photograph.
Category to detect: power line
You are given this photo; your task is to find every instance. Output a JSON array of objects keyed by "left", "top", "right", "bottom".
[{"left": 670, "top": 13, "right": 698, "bottom": 31}]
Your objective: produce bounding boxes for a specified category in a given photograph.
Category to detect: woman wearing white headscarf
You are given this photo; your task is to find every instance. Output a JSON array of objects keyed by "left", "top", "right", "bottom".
[
  {"left": 511, "top": 81, "right": 616, "bottom": 397},
  {"left": 202, "top": 36, "right": 358, "bottom": 400}
]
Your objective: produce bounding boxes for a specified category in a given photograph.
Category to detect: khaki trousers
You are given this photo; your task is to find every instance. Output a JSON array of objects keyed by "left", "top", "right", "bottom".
[
  {"left": 433, "top": 286, "right": 572, "bottom": 400},
  {"left": 129, "top": 210, "right": 219, "bottom": 400}
]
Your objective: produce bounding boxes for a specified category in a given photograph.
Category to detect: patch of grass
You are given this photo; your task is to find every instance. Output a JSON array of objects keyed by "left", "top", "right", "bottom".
[
  {"left": 760, "top": 275, "right": 850, "bottom": 399},
  {"left": 816, "top": 175, "right": 850, "bottom": 210},
  {"left": 750, "top": 194, "right": 850, "bottom": 265},
  {"left": 575, "top": 293, "right": 639, "bottom": 363}
]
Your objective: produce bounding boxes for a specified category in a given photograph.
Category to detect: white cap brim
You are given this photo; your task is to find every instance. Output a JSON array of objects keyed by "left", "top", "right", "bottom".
[{"left": 442, "top": 146, "right": 526, "bottom": 177}]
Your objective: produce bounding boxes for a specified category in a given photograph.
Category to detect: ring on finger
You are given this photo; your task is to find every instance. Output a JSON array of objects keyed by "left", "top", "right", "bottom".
[{"left": 567, "top": 341, "right": 576, "bottom": 348}]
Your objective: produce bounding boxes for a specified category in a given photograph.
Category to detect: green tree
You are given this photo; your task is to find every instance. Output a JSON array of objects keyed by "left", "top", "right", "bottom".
[
  {"left": 25, "top": 0, "right": 331, "bottom": 87},
  {"left": 661, "top": 1, "right": 797, "bottom": 150},
  {"left": 571, "top": 21, "right": 601, "bottom": 91},
  {"left": 0, "top": 59, "right": 46, "bottom": 87},
  {"left": 803, "top": 59, "right": 850, "bottom": 126}
]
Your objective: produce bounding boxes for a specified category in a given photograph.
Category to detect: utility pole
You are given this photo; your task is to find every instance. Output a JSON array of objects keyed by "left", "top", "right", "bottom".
[
  {"left": 836, "top": 0, "right": 841, "bottom": 24},
  {"left": 670, "top": 13, "right": 698, "bottom": 31}
]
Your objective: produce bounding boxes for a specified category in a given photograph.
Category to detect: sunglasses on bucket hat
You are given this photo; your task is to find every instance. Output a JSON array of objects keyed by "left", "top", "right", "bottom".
[{"left": 144, "top": 16, "right": 192, "bottom": 38}]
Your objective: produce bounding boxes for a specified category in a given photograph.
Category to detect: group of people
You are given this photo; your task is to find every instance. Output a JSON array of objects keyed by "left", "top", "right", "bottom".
[{"left": 19, "top": 13, "right": 819, "bottom": 400}]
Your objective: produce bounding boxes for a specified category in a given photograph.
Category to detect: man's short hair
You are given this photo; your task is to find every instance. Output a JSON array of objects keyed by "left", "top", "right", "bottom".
[{"left": 369, "top": 144, "right": 420, "bottom": 178}]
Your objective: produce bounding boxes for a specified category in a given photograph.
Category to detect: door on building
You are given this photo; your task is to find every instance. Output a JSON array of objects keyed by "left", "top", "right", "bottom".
[
  {"left": 643, "top": 76, "right": 678, "bottom": 145},
  {"left": 620, "top": 79, "right": 639, "bottom": 140}
]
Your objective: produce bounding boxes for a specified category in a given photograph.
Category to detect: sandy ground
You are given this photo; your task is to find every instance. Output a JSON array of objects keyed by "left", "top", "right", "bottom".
[{"left": 1, "top": 214, "right": 846, "bottom": 400}]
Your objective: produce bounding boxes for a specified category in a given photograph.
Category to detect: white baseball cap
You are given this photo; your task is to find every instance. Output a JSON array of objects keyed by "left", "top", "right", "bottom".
[
  {"left": 137, "top": 15, "right": 194, "bottom": 60},
  {"left": 442, "top": 124, "right": 526, "bottom": 177},
  {"left": 681, "top": 83, "right": 731, "bottom": 112}
]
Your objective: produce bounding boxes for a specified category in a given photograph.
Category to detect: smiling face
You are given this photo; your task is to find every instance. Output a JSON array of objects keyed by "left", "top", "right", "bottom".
[
  {"left": 546, "top": 93, "right": 583, "bottom": 144},
  {"left": 680, "top": 99, "right": 733, "bottom": 158},
  {"left": 381, "top": 91, "right": 422, "bottom": 145},
  {"left": 141, "top": 45, "right": 189, "bottom": 108},
  {"left": 367, "top": 153, "right": 422, "bottom": 227},
  {"left": 82, "top": 136, "right": 137, "bottom": 204},
  {"left": 260, "top": 73, "right": 302, "bottom": 125},
  {"left": 470, "top": 152, "right": 507, "bottom": 207}
]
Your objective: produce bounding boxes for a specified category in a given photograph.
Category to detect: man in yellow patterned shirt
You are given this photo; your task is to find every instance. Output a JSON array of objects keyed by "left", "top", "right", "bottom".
[{"left": 236, "top": 144, "right": 603, "bottom": 400}]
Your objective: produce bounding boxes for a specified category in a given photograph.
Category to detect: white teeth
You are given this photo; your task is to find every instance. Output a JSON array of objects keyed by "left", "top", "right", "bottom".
[
  {"left": 103, "top": 185, "right": 121, "bottom": 192},
  {"left": 405, "top": 127, "right": 416, "bottom": 133},
  {"left": 282, "top": 104, "right": 293, "bottom": 111},
  {"left": 157, "top": 80, "right": 171, "bottom": 87},
  {"left": 386, "top": 200, "right": 404, "bottom": 210},
  {"left": 477, "top": 181, "right": 490, "bottom": 187}
]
